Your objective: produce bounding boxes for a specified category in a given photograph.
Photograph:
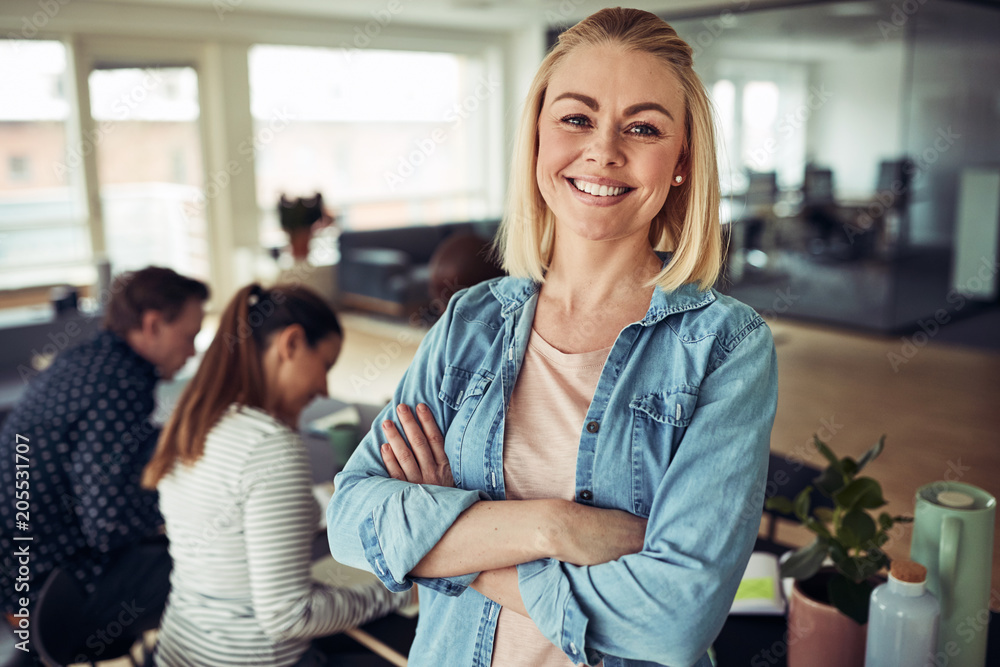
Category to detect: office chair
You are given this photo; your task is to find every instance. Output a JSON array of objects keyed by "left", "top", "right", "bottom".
[
  {"left": 743, "top": 170, "right": 779, "bottom": 252},
  {"left": 757, "top": 453, "right": 835, "bottom": 555},
  {"left": 801, "top": 166, "right": 840, "bottom": 255},
  {"left": 35, "top": 569, "right": 148, "bottom": 667}
]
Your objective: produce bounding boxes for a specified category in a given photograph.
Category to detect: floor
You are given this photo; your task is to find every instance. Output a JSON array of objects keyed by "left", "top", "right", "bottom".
[{"left": 327, "top": 308, "right": 1000, "bottom": 601}]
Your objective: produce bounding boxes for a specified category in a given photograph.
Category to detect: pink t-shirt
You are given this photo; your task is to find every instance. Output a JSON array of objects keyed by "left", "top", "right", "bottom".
[{"left": 490, "top": 328, "right": 611, "bottom": 667}]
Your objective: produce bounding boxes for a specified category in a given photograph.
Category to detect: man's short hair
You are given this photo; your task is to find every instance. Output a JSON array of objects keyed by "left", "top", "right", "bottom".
[{"left": 104, "top": 266, "right": 210, "bottom": 338}]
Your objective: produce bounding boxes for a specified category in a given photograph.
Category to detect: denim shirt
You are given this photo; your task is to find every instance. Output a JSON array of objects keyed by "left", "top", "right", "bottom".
[{"left": 327, "top": 255, "right": 779, "bottom": 667}]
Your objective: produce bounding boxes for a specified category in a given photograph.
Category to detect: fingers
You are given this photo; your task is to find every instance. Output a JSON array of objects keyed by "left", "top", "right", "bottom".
[
  {"left": 382, "top": 420, "right": 421, "bottom": 483},
  {"left": 396, "top": 404, "right": 437, "bottom": 475},
  {"left": 381, "top": 442, "right": 406, "bottom": 481},
  {"left": 415, "top": 403, "right": 447, "bottom": 464}
]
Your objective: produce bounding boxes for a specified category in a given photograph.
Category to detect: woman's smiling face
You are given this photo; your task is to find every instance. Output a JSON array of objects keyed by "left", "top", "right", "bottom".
[{"left": 536, "top": 43, "right": 686, "bottom": 244}]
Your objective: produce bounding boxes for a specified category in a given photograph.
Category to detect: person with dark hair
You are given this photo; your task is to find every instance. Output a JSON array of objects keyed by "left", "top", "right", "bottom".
[
  {"left": 144, "top": 283, "right": 410, "bottom": 667},
  {"left": 427, "top": 232, "right": 506, "bottom": 308},
  {"left": 0, "top": 266, "right": 208, "bottom": 649}
]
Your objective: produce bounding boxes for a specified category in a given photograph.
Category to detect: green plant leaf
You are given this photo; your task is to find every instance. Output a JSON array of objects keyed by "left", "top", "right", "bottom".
[
  {"left": 841, "top": 508, "right": 877, "bottom": 546},
  {"left": 840, "top": 457, "right": 858, "bottom": 478},
  {"left": 854, "top": 435, "right": 886, "bottom": 473},
  {"left": 856, "top": 551, "right": 889, "bottom": 580},
  {"left": 829, "top": 540, "right": 851, "bottom": 567},
  {"left": 835, "top": 478, "right": 887, "bottom": 512},
  {"left": 813, "top": 436, "right": 841, "bottom": 468},
  {"left": 804, "top": 517, "right": 833, "bottom": 540},
  {"left": 838, "top": 523, "right": 860, "bottom": 550},
  {"left": 794, "top": 487, "right": 811, "bottom": 521},
  {"left": 780, "top": 537, "right": 829, "bottom": 580},
  {"left": 814, "top": 507, "right": 834, "bottom": 524},
  {"left": 765, "top": 496, "right": 794, "bottom": 514},
  {"left": 828, "top": 576, "right": 873, "bottom": 625},
  {"left": 878, "top": 512, "right": 893, "bottom": 530},
  {"left": 813, "top": 466, "right": 846, "bottom": 498}
]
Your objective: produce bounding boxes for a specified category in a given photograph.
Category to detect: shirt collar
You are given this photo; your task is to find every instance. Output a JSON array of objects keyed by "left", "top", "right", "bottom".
[
  {"left": 489, "top": 251, "right": 716, "bottom": 325},
  {"left": 98, "top": 329, "right": 161, "bottom": 381}
]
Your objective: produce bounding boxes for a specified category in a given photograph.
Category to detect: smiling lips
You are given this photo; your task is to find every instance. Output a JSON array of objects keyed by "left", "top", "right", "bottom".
[{"left": 570, "top": 178, "right": 633, "bottom": 198}]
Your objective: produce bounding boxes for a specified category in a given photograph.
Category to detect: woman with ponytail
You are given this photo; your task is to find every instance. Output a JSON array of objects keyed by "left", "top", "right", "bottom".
[{"left": 143, "top": 283, "right": 411, "bottom": 667}]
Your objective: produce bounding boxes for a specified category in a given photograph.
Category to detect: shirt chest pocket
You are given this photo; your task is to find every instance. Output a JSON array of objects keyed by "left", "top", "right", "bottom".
[
  {"left": 628, "top": 386, "right": 699, "bottom": 517},
  {"left": 438, "top": 365, "right": 493, "bottom": 409},
  {"left": 437, "top": 365, "right": 494, "bottom": 478}
]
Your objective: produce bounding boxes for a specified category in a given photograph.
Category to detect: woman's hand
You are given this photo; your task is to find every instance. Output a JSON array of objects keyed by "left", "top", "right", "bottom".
[{"left": 380, "top": 403, "right": 454, "bottom": 487}]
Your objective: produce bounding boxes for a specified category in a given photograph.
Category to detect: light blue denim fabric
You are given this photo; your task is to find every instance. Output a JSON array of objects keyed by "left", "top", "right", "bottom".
[{"left": 327, "top": 253, "right": 779, "bottom": 667}]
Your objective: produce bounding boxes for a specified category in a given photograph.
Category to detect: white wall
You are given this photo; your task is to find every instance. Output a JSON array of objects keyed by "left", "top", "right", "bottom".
[{"left": 806, "top": 43, "right": 906, "bottom": 200}]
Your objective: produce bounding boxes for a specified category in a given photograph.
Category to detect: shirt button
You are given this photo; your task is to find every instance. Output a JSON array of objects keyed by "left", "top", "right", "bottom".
[
  {"left": 580, "top": 490, "right": 593, "bottom": 501},
  {"left": 586, "top": 421, "right": 599, "bottom": 434}
]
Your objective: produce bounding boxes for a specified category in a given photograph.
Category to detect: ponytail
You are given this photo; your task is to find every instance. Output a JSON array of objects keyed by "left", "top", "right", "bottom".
[{"left": 142, "top": 283, "right": 340, "bottom": 488}]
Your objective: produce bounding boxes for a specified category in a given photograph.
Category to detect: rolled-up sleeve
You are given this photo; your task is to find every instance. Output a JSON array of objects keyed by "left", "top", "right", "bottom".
[
  {"left": 517, "top": 320, "right": 779, "bottom": 666},
  {"left": 326, "top": 293, "right": 488, "bottom": 596}
]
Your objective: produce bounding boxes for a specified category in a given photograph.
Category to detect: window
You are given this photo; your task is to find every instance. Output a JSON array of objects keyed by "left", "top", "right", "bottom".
[
  {"left": 8, "top": 156, "right": 30, "bottom": 182},
  {"left": 87, "top": 66, "right": 209, "bottom": 281},
  {"left": 711, "top": 79, "right": 736, "bottom": 193},
  {"left": 248, "top": 45, "right": 499, "bottom": 247},
  {"left": 0, "top": 39, "right": 91, "bottom": 292},
  {"left": 705, "top": 61, "right": 810, "bottom": 192}
]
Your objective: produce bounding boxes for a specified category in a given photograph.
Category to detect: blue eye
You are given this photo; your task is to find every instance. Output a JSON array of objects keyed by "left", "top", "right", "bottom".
[
  {"left": 561, "top": 115, "right": 590, "bottom": 127},
  {"left": 628, "top": 123, "right": 660, "bottom": 137}
]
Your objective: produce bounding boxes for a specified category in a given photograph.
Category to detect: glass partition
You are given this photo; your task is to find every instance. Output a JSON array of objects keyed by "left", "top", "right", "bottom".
[{"left": 667, "top": 0, "right": 1000, "bottom": 330}]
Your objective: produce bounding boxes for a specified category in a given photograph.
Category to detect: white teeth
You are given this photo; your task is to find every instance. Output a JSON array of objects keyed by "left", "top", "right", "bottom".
[{"left": 572, "top": 179, "right": 628, "bottom": 196}]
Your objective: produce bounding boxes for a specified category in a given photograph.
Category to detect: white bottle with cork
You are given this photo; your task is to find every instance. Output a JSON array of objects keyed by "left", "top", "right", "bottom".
[{"left": 864, "top": 559, "right": 941, "bottom": 667}]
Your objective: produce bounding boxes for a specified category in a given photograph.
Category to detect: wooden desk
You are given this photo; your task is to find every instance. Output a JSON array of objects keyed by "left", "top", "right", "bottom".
[{"left": 311, "top": 544, "right": 418, "bottom": 666}]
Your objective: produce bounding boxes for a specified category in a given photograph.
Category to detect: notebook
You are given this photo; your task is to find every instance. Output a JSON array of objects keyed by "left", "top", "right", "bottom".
[{"left": 729, "top": 551, "right": 786, "bottom": 615}]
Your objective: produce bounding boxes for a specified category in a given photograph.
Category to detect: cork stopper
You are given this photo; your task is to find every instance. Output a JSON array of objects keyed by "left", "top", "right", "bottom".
[{"left": 890, "top": 559, "right": 927, "bottom": 584}]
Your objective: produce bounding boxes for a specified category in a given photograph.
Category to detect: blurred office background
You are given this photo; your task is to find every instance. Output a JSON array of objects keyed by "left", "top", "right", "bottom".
[{"left": 1, "top": 0, "right": 999, "bottom": 598}]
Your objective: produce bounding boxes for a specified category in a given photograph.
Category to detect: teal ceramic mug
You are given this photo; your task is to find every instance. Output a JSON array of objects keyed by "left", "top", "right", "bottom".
[
  {"left": 910, "top": 481, "right": 995, "bottom": 667},
  {"left": 328, "top": 422, "right": 360, "bottom": 468}
]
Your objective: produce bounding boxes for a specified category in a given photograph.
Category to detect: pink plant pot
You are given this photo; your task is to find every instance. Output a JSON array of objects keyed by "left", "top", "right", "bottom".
[{"left": 787, "top": 576, "right": 868, "bottom": 667}]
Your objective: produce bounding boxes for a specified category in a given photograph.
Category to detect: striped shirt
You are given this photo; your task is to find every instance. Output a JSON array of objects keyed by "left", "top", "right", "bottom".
[{"left": 154, "top": 404, "right": 409, "bottom": 666}]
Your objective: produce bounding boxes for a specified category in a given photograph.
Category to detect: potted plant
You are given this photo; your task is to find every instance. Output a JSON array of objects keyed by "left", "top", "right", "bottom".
[
  {"left": 278, "top": 193, "right": 333, "bottom": 261},
  {"left": 765, "top": 435, "right": 911, "bottom": 667}
]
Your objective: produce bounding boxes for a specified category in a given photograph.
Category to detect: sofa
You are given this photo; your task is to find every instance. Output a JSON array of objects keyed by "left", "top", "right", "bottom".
[{"left": 336, "top": 219, "right": 500, "bottom": 316}]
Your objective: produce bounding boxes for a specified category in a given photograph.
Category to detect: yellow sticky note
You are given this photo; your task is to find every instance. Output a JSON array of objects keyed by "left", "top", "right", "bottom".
[{"left": 734, "top": 576, "right": 775, "bottom": 601}]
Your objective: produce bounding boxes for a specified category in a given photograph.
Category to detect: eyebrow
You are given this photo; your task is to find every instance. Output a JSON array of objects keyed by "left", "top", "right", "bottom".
[{"left": 551, "top": 92, "right": 675, "bottom": 122}]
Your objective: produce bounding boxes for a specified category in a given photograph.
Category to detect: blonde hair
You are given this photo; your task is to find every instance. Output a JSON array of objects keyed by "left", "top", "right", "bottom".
[{"left": 496, "top": 7, "right": 721, "bottom": 291}]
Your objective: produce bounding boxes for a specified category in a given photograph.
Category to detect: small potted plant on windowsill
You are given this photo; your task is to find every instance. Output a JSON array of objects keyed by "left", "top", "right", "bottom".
[
  {"left": 278, "top": 192, "right": 334, "bottom": 261},
  {"left": 765, "top": 435, "right": 912, "bottom": 667}
]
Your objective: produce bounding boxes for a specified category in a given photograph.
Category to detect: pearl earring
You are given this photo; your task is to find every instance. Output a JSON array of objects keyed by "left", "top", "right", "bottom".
[{"left": 674, "top": 175, "right": 683, "bottom": 184}]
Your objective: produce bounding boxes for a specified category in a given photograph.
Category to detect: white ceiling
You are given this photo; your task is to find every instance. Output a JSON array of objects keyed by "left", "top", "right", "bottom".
[{"left": 90, "top": 0, "right": 771, "bottom": 31}]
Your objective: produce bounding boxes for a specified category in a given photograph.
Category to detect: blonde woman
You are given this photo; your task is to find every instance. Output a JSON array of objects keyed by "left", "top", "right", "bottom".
[{"left": 328, "top": 8, "right": 778, "bottom": 667}]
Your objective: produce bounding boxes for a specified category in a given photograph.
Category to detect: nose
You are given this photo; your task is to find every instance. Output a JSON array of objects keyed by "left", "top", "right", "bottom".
[{"left": 585, "top": 126, "right": 624, "bottom": 167}]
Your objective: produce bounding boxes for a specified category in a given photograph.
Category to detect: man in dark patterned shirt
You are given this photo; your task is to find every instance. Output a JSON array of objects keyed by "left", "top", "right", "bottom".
[{"left": 1, "top": 266, "right": 208, "bottom": 655}]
